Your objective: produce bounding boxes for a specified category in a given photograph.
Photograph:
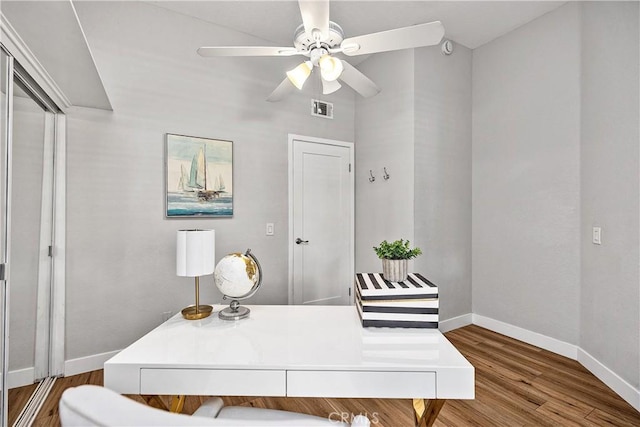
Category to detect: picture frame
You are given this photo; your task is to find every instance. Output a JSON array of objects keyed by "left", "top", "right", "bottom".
[{"left": 165, "top": 133, "right": 233, "bottom": 218}]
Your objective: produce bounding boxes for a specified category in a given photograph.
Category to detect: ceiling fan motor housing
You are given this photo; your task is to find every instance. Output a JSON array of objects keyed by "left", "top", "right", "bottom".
[{"left": 293, "top": 21, "right": 345, "bottom": 53}]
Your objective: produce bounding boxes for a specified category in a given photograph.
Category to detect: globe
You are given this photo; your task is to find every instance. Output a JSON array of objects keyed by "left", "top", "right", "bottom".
[{"left": 214, "top": 249, "right": 262, "bottom": 320}]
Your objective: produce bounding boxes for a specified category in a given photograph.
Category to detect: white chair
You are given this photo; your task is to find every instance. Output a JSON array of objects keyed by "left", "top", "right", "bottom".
[{"left": 59, "top": 385, "right": 370, "bottom": 427}]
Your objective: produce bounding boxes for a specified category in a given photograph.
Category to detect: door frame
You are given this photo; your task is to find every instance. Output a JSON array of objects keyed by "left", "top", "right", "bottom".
[
  {"left": 287, "top": 134, "right": 354, "bottom": 305},
  {"left": 0, "top": 47, "right": 14, "bottom": 427}
]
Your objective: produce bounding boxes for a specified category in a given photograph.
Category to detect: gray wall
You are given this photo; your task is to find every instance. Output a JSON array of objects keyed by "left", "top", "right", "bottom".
[
  {"left": 580, "top": 1, "right": 639, "bottom": 389},
  {"left": 354, "top": 49, "right": 415, "bottom": 274},
  {"left": 354, "top": 45, "right": 473, "bottom": 322},
  {"left": 414, "top": 43, "right": 472, "bottom": 321},
  {"left": 472, "top": 3, "right": 582, "bottom": 344},
  {"left": 473, "top": 0, "right": 640, "bottom": 392},
  {"left": 66, "top": 1, "right": 355, "bottom": 360}
]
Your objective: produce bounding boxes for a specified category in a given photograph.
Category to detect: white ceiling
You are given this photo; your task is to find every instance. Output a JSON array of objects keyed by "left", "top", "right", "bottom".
[{"left": 148, "top": 0, "right": 566, "bottom": 50}]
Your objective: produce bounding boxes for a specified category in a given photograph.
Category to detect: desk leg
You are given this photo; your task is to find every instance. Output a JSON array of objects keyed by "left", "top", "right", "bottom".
[
  {"left": 170, "top": 395, "right": 186, "bottom": 413},
  {"left": 412, "top": 399, "right": 445, "bottom": 427}
]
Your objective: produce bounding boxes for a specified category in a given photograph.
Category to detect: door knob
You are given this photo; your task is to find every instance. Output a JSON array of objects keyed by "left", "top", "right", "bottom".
[{"left": 295, "top": 238, "right": 309, "bottom": 245}]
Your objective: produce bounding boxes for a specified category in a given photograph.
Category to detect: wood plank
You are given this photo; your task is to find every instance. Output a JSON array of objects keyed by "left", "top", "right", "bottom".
[
  {"left": 534, "top": 400, "right": 597, "bottom": 427},
  {"left": 585, "top": 408, "right": 640, "bottom": 427},
  {"left": 532, "top": 377, "right": 640, "bottom": 424},
  {"left": 437, "top": 398, "right": 511, "bottom": 426}
]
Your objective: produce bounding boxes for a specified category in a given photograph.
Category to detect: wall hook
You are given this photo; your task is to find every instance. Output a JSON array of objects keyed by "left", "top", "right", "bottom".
[
  {"left": 383, "top": 167, "right": 390, "bottom": 180},
  {"left": 369, "top": 170, "right": 376, "bottom": 182}
]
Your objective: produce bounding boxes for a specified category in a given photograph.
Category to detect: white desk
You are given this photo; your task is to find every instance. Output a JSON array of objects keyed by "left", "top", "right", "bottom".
[{"left": 104, "top": 305, "right": 474, "bottom": 426}]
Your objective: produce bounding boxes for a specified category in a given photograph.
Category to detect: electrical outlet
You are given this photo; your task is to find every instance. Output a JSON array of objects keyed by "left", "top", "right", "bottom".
[{"left": 592, "top": 227, "right": 602, "bottom": 245}]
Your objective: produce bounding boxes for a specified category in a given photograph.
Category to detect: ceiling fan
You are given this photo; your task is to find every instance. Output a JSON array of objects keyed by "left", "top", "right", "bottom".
[{"left": 197, "top": 0, "right": 445, "bottom": 101}]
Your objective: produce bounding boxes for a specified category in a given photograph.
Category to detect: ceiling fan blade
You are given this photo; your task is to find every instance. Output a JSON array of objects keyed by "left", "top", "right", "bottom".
[
  {"left": 339, "top": 61, "right": 380, "bottom": 98},
  {"left": 197, "top": 46, "right": 300, "bottom": 57},
  {"left": 321, "top": 77, "right": 341, "bottom": 95},
  {"left": 341, "top": 21, "right": 445, "bottom": 56},
  {"left": 298, "top": 0, "right": 329, "bottom": 40},
  {"left": 266, "top": 77, "right": 296, "bottom": 102}
]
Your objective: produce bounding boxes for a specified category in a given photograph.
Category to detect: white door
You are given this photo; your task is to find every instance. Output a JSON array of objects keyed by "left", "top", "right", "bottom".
[{"left": 290, "top": 135, "right": 354, "bottom": 305}]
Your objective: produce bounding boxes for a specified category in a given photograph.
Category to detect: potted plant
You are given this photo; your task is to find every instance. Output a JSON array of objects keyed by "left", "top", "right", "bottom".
[{"left": 373, "top": 239, "right": 422, "bottom": 282}]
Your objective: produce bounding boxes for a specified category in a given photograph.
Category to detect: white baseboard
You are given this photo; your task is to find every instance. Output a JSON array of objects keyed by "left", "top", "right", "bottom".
[
  {"left": 472, "top": 314, "right": 640, "bottom": 412},
  {"left": 439, "top": 313, "right": 473, "bottom": 333},
  {"left": 578, "top": 348, "right": 640, "bottom": 412},
  {"left": 64, "top": 350, "right": 121, "bottom": 377},
  {"left": 8, "top": 367, "right": 34, "bottom": 389},
  {"left": 472, "top": 314, "right": 578, "bottom": 359}
]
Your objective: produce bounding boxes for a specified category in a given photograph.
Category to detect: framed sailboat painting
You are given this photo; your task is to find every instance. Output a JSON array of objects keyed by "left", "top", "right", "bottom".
[{"left": 165, "top": 134, "right": 233, "bottom": 218}]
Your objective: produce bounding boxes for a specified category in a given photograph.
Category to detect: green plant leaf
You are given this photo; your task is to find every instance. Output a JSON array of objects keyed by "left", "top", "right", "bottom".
[{"left": 373, "top": 239, "right": 422, "bottom": 260}]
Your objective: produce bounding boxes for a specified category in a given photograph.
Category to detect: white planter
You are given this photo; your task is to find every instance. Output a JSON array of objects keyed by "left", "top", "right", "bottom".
[{"left": 381, "top": 259, "right": 408, "bottom": 282}]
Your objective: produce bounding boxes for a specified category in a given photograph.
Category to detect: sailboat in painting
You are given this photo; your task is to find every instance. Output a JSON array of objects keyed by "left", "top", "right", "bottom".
[
  {"left": 178, "top": 164, "right": 193, "bottom": 192},
  {"left": 183, "top": 146, "right": 225, "bottom": 201},
  {"left": 214, "top": 174, "right": 225, "bottom": 193}
]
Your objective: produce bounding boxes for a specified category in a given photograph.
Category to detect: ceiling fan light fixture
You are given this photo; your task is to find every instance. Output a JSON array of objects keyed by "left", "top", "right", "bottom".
[
  {"left": 286, "top": 60, "right": 313, "bottom": 90},
  {"left": 319, "top": 55, "right": 343, "bottom": 81},
  {"left": 321, "top": 77, "right": 341, "bottom": 95}
]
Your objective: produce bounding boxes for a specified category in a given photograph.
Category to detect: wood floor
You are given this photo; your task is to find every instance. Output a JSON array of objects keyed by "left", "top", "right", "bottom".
[{"left": 8, "top": 325, "right": 640, "bottom": 426}]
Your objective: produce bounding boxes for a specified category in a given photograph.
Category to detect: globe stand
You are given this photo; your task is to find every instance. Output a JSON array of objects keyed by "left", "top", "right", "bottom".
[
  {"left": 218, "top": 299, "right": 250, "bottom": 321},
  {"left": 215, "top": 248, "right": 262, "bottom": 322}
]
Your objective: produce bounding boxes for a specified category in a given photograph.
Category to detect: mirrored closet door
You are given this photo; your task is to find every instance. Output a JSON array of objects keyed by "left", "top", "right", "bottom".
[
  {"left": 0, "top": 46, "right": 10, "bottom": 427},
  {"left": 8, "top": 72, "right": 55, "bottom": 427},
  {"left": 0, "top": 46, "right": 65, "bottom": 427}
]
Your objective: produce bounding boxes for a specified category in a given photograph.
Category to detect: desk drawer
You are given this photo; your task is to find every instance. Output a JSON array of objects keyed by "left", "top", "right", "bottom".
[
  {"left": 140, "top": 369, "right": 286, "bottom": 396},
  {"left": 287, "top": 371, "right": 436, "bottom": 398}
]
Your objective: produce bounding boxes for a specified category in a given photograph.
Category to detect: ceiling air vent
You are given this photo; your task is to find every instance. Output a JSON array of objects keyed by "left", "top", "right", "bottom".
[{"left": 311, "top": 99, "right": 333, "bottom": 119}]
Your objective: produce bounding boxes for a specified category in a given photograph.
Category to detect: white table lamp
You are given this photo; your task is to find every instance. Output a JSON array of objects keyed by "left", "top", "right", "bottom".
[{"left": 176, "top": 229, "right": 215, "bottom": 320}]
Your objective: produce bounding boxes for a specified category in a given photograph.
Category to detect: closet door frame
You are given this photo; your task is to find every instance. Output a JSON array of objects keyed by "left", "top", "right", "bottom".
[
  {"left": 0, "top": 45, "right": 14, "bottom": 427},
  {"left": 0, "top": 42, "right": 66, "bottom": 426}
]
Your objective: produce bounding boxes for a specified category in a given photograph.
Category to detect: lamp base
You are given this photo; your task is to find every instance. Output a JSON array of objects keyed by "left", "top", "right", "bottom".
[{"left": 181, "top": 304, "right": 213, "bottom": 320}]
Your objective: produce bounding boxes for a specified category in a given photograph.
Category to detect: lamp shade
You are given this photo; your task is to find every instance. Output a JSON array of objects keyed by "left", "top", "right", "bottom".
[
  {"left": 321, "top": 77, "right": 341, "bottom": 95},
  {"left": 286, "top": 61, "right": 313, "bottom": 90},
  {"left": 176, "top": 229, "right": 215, "bottom": 277},
  {"left": 319, "top": 55, "right": 343, "bottom": 82}
]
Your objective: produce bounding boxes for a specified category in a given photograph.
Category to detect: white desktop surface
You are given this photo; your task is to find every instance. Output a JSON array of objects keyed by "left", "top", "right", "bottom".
[{"left": 104, "top": 305, "right": 474, "bottom": 400}]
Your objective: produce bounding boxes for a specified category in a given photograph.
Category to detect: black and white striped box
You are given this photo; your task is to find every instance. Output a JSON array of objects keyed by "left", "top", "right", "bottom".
[{"left": 355, "top": 273, "right": 439, "bottom": 329}]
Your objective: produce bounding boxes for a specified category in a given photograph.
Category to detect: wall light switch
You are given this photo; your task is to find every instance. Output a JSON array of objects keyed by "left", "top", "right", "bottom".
[
  {"left": 592, "top": 227, "right": 602, "bottom": 245},
  {"left": 266, "top": 223, "right": 274, "bottom": 236}
]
